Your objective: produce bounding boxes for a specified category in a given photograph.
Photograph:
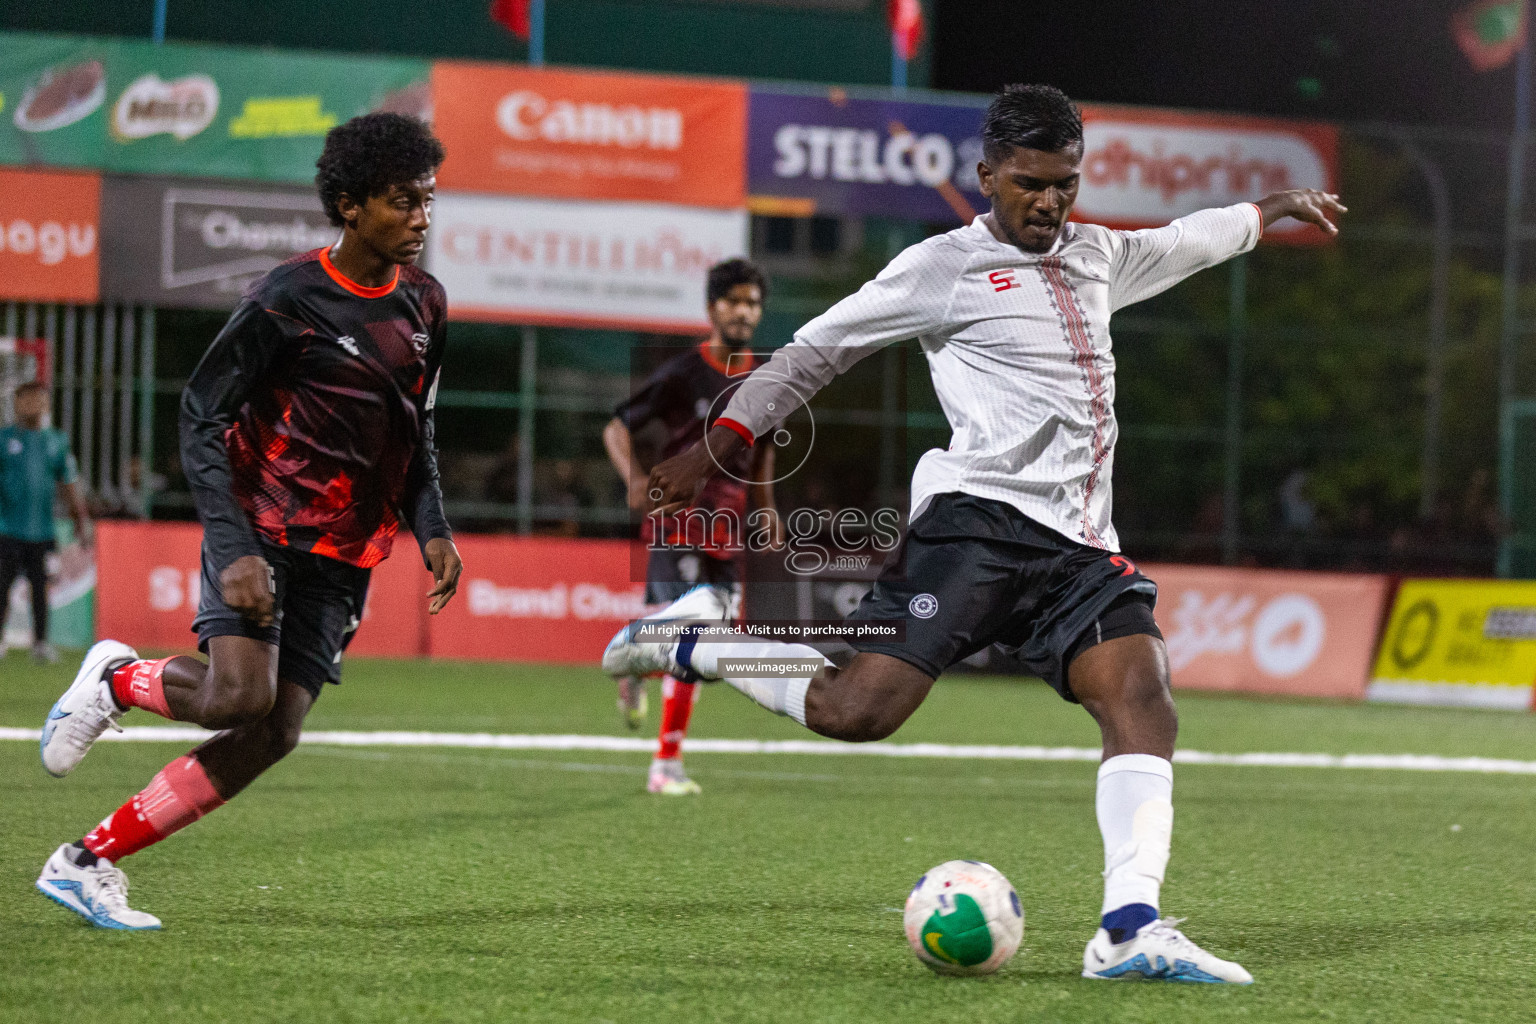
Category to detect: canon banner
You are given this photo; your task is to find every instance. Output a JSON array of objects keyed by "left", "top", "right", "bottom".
[
  {"left": 0, "top": 166, "right": 99, "bottom": 303},
  {"left": 747, "top": 87, "right": 1337, "bottom": 241},
  {"left": 433, "top": 62, "right": 747, "bottom": 208},
  {"left": 1147, "top": 563, "right": 1389, "bottom": 700},
  {"left": 424, "top": 192, "right": 748, "bottom": 332},
  {"left": 0, "top": 32, "right": 428, "bottom": 182},
  {"left": 101, "top": 175, "right": 336, "bottom": 309}
]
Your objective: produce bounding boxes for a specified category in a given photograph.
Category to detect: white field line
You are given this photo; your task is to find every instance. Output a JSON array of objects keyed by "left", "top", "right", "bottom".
[{"left": 3, "top": 726, "right": 1536, "bottom": 775}]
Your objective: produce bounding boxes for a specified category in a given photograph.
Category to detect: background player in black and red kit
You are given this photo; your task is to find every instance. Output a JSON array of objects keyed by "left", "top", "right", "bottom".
[
  {"left": 35, "top": 113, "right": 463, "bottom": 929},
  {"left": 603, "top": 259, "right": 779, "bottom": 795}
]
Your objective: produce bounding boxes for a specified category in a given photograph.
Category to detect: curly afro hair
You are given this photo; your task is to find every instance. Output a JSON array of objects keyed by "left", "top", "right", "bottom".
[{"left": 315, "top": 113, "right": 445, "bottom": 227}]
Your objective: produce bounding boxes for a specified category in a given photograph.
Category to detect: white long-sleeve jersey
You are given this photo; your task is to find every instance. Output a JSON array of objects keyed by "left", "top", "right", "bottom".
[{"left": 719, "top": 203, "right": 1263, "bottom": 552}]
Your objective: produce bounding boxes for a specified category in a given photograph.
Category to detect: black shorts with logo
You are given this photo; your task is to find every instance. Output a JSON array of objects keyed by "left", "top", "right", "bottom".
[
  {"left": 644, "top": 546, "right": 741, "bottom": 608},
  {"left": 847, "top": 492, "right": 1160, "bottom": 701},
  {"left": 192, "top": 540, "right": 372, "bottom": 699}
]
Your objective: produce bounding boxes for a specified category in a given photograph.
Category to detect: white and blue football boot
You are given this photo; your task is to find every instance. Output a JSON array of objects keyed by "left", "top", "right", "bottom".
[
  {"left": 40, "top": 639, "right": 138, "bottom": 778},
  {"left": 36, "top": 843, "right": 162, "bottom": 930},
  {"left": 1082, "top": 917, "right": 1252, "bottom": 984},
  {"left": 602, "top": 584, "right": 731, "bottom": 680}
]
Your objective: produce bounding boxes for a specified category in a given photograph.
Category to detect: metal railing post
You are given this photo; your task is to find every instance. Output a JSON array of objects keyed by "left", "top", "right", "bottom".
[{"left": 517, "top": 325, "right": 538, "bottom": 535}]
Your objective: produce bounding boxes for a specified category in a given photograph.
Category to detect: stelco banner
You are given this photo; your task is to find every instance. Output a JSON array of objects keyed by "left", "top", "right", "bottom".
[
  {"left": 424, "top": 192, "right": 748, "bottom": 332},
  {"left": 748, "top": 86, "right": 989, "bottom": 222},
  {"left": 101, "top": 175, "right": 336, "bottom": 309},
  {"left": 747, "top": 86, "right": 1337, "bottom": 241},
  {"left": 1148, "top": 563, "right": 1389, "bottom": 700},
  {"left": 0, "top": 32, "right": 429, "bottom": 182},
  {"left": 432, "top": 62, "right": 747, "bottom": 208},
  {"left": 1369, "top": 579, "right": 1536, "bottom": 710},
  {"left": 0, "top": 166, "right": 99, "bottom": 303}
]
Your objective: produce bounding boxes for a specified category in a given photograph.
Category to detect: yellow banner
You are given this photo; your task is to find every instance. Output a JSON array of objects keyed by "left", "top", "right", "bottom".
[{"left": 1368, "top": 580, "right": 1536, "bottom": 709}]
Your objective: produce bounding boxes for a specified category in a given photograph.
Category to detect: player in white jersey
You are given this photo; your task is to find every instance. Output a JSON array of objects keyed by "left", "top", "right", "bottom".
[{"left": 604, "top": 85, "right": 1344, "bottom": 983}]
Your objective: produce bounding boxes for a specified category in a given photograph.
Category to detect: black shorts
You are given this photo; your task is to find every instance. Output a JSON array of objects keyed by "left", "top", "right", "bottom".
[
  {"left": 644, "top": 547, "right": 741, "bottom": 608},
  {"left": 847, "top": 492, "right": 1161, "bottom": 701},
  {"left": 192, "top": 540, "right": 371, "bottom": 699}
]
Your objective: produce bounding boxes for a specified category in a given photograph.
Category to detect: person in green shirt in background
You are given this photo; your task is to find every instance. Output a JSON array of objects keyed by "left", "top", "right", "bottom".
[{"left": 1, "top": 381, "right": 92, "bottom": 664}]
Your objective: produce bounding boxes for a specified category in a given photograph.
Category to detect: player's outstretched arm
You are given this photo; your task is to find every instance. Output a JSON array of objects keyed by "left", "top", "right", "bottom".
[{"left": 1255, "top": 188, "right": 1346, "bottom": 237}]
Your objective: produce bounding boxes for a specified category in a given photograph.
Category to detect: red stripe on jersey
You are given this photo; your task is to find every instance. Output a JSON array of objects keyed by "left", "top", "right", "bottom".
[{"left": 1038, "top": 257, "right": 1110, "bottom": 550}]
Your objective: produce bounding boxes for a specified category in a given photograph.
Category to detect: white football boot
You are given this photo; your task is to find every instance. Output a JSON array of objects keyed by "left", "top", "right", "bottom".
[
  {"left": 35, "top": 843, "right": 162, "bottom": 930},
  {"left": 40, "top": 640, "right": 139, "bottom": 778},
  {"left": 647, "top": 757, "right": 702, "bottom": 796},
  {"left": 1082, "top": 917, "right": 1253, "bottom": 984},
  {"left": 602, "top": 585, "right": 730, "bottom": 680}
]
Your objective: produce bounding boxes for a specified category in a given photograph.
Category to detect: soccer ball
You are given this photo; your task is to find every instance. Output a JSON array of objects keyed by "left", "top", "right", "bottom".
[{"left": 903, "top": 860, "right": 1023, "bottom": 976}]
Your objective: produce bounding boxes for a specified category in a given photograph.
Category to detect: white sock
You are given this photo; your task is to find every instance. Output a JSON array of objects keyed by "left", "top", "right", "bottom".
[
  {"left": 680, "top": 632, "right": 828, "bottom": 727},
  {"left": 1096, "top": 754, "right": 1174, "bottom": 916}
]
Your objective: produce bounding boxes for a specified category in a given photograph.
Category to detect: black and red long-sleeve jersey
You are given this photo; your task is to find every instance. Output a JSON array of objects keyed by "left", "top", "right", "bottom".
[
  {"left": 179, "top": 247, "right": 452, "bottom": 574},
  {"left": 615, "top": 341, "right": 758, "bottom": 560}
]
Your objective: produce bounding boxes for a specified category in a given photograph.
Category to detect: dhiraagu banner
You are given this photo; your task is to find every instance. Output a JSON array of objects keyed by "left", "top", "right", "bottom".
[
  {"left": 0, "top": 32, "right": 429, "bottom": 182},
  {"left": 1368, "top": 579, "right": 1536, "bottom": 711}
]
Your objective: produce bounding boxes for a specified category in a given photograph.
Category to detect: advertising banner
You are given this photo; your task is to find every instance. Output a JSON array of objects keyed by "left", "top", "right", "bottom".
[
  {"left": 747, "top": 86, "right": 1337, "bottom": 241},
  {"left": 748, "top": 86, "right": 989, "bottom": 222},
  {"left": 427, "top": 534, "right": 643, "bottom": 663},
  {"left": 1078, "top": 106, "right": 1338, "bottom": 242},
  {"left": 1147, "top": 563, "right": 1389, "bottom": 700},
  {"left": 95, "top": 521, "right": 432, "bottom": 659},
  {"left": 425, "top": 192, "right": 748, "bottom": 332},
  {"left": 0, "top": 33, "right": 429, "bottom": 182},
  {"left": 101, "top": 175, "right": 335, "bottom": 309},
  {"left": 0, "top": 167, "right": 99, "bottom": 303},
  {"left": 432, "top": 62, "right": 747, "bottom": 208},
  {"left": 1369, "top": 579, "right": 1536, "bottom": 710},
  {"left": 3, "top": 525, "right": 94, "bottom": 651}
]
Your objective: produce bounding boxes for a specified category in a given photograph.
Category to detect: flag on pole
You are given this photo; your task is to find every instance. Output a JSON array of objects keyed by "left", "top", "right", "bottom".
[
  {"left": 491, "top": 0, "right": 532, "bottom": 41},
  {"left": 888, "top": 0, "right": 925, "bottom": 62},
  {"left": 1452, "top": 0, "right": 1528, "bottom": 71}
]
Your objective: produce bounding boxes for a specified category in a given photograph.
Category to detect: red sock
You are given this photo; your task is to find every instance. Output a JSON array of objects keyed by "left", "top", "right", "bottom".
[
  {"left": 657, "top": 675, "right": 699, "bottom": 760},
  {"left": 82, "top": 755, "right": 225, "bottom": 862},
  {"left": 110, "top": 658, "right": 175, "bottom": 719}
]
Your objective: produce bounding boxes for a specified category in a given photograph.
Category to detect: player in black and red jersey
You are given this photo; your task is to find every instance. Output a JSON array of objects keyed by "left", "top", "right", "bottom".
[
  {"left": 35, "top": 113, "right": 463, "bottom": 929},
  {"left": 603, "top": 259, "right": 779, "bottom": 795}
]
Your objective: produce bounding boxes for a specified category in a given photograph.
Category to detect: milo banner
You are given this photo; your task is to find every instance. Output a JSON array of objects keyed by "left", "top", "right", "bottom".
[
  {"left": 1369, "top": 580, "right": 1536, "bottom": 711},
  {"left": 101, "top": 175, "right": 335, "bottom": 309},
  {"left": 0, "top": 32, "right": 428, "bottom": 182}
]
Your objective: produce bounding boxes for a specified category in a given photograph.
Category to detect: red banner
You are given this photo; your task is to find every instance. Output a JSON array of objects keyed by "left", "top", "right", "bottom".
[
  {"left": 96, "top": 522, "right": 641, "bottom": 665},
  {"left": 0, "top": 167, "right": 100, "bottom": 302},
  {"left": 431, "top": 62, "right": 747, "bottom": 208},
  {"left": 95, "top": 521, "right": 433, "bottom": 658},
  {"left": 1145, "top": 563, "right": 1389, "bottom": 700},
  {"left": 426, "top": 534, "right": 644, "bottom": 663}
]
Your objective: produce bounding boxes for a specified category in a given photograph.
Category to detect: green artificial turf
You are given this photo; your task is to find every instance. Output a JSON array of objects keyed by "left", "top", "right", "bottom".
[{"left": 2, "top": 650, "right": 1534, "bottom": 1022}]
